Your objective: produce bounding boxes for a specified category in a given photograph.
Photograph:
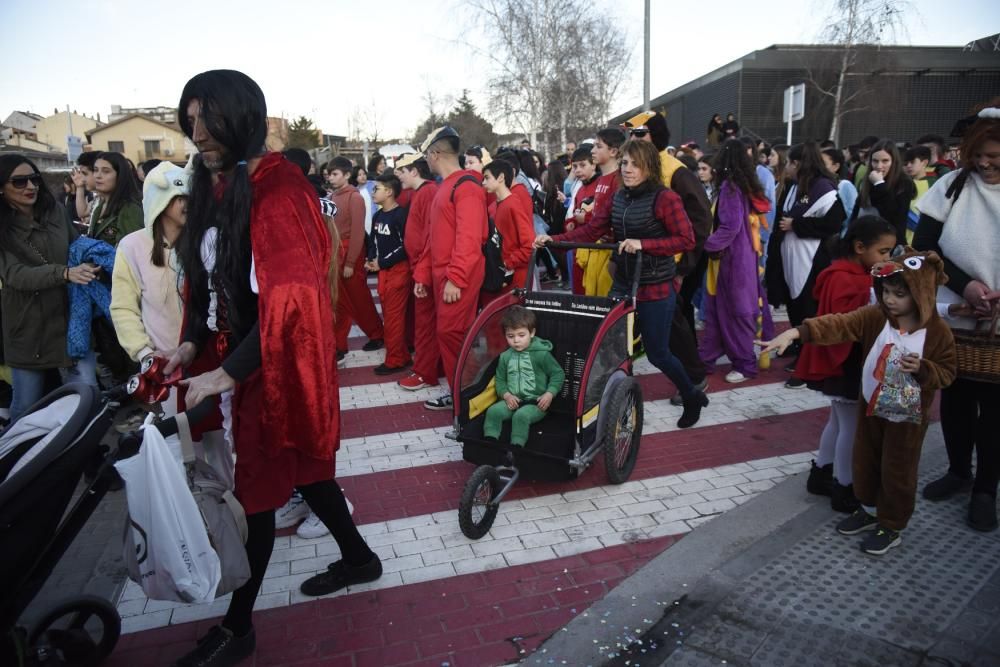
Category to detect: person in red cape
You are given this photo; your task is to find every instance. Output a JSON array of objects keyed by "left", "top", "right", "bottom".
[{"left": 163, "top": 70, "right": 380, "bottom": 667}]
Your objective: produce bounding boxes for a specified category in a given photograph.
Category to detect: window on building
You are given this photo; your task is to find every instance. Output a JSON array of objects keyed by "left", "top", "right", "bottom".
[
  {"left": 144, "top": 140, "right": 161, "bottom": 157},
  {"left": 107, "top": 141, "right": 125, "bottom": 153}
]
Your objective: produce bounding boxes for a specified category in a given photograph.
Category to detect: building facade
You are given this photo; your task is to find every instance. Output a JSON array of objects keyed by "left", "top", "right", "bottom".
[
  {"left": 611, "top": 39, "right": 1000, "bottom": 148},
  {"left": 34, "top": 111, "right": 102, "bottom": 154},
  {"left": 109, "top": 105, "right": 177, "bottom": 124},
  {"left": 86, "top": 114, "right": 193, "bottom": 164}
]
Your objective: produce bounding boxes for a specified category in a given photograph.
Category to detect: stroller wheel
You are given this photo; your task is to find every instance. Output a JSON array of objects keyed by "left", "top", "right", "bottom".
[
  {"left": 27, "top": 595, "right": 121, "bottom": 667},
  {"left": 601, "top": 376, "right": 643, "bottom": 484},
  {"left": 459, "top": 465, "right": 502, "bottom": 540}
]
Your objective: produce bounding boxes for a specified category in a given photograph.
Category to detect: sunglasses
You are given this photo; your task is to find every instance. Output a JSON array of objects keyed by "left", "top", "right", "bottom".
[
  {"left": 629, "top": 128, "right": 649, "bottom": 138},
  {"left": 7, "top": 174, "right": 43, "bottom": 189}
]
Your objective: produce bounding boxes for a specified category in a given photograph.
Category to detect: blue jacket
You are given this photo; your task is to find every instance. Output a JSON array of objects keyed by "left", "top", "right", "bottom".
[{"left": 66, "top": 237, "right": 116, "bottom": 359}]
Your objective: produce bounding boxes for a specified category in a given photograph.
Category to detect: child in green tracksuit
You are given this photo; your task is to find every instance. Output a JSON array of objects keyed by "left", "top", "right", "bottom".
[{"left": 484, "top": 306, "right": 565, "bottom": 446}]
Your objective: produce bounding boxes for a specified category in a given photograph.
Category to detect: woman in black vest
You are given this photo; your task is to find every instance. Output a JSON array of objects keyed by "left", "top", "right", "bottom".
[{"left": 536, "top": 140, "right": 709, "bottom": 428}]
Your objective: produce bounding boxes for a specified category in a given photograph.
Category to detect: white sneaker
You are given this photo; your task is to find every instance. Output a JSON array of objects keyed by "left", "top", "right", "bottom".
[
  {"left": 275, "top": 493, "right": 310, "bottom": 529},
  {"left": 296, "top": 511, "right": 330, "bottom": 539},
  {"left": 725, "top": 370, "right": 748, "bottom": 384}
]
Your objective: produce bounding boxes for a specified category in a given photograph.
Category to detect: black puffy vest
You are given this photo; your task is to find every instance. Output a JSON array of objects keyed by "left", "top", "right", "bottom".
[{"left": 610, "top": 186, "right": 677, "bottom": 286}]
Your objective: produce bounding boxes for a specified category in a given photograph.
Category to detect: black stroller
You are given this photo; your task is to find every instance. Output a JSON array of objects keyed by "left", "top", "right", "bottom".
[{"left": 0, "top": 382, "right": 151, "bottom": 667}]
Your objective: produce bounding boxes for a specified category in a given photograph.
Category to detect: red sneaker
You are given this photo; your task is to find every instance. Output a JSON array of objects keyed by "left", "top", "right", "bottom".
[{"left": 398, "top": 373, "right": 433, "bottom": 391}]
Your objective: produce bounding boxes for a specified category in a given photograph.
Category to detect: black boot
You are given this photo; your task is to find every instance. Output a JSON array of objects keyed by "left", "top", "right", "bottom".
[
  {"left": 830, "top": 480, "right": 860, "bottom": 513},
  {"left": 677, "top": 390, "right": 709, "bottom": 429},
  {"left": 968, "top": 493, "right": 998, "bottom": 532},
  {"left": 806, "top": 460, "right": 833, "bottom": 497},
  {"left": 922, "top": 471, "right": 972, "bottom": 501}
]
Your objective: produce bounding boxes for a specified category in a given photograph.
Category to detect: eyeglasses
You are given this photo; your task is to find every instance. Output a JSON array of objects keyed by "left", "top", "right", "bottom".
[
  {"left": 7, "top": 174, "right": 43, "bottom": 189},
  {"left": 629, "top": 128, "right": 649, "bottom": 138}
]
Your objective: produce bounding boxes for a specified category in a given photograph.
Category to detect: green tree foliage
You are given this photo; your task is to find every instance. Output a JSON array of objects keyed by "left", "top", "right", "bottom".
[
  {"left": 411, "top": 90, "right": 498, "bottom": 151},
  {"left": 287, "top": 115, "right": 320, "bottom": 149}
]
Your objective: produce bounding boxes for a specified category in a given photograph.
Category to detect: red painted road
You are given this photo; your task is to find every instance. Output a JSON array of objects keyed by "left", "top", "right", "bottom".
[{"left": 108, "top": 301, "right": 840, "bottom": 667}]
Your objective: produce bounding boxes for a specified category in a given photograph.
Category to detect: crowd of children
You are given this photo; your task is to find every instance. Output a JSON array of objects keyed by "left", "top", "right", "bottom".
[{"left": 1, "top": 102, "right": 996, "bottom": 553}]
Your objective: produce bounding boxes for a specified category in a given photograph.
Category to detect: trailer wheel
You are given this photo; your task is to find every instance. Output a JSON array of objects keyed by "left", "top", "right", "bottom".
[
  {"left": 28, "top": 595, "right": 121, "bottom": 667},
  {"left": 458, "top": 465, "right": 502, "bottom": 539},
  {"left": 602, "top": 376, "right": 643, "bottom": 484}
]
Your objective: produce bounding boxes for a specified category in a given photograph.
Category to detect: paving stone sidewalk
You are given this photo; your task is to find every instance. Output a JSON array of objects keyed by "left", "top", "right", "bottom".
[{"left": 533, "top": 425, "right": 1000, "bottom": 667}]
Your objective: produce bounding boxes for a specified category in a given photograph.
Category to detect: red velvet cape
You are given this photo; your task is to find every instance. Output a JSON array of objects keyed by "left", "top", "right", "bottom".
[{"left": 249, "top": 153, "right": 339, "bottom": 460}]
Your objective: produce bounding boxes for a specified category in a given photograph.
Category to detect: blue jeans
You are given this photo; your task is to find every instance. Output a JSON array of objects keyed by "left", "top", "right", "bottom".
[
  {"left": 612, "top": 281, "right": 696, "bottom": 400},
  {"left": 10, "top": 350, "right": 98, "bottom": 423}
]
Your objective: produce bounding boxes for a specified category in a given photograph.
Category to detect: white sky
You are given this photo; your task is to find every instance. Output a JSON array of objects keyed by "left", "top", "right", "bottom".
[{"left": 3, "top": 0, "right": 997, "bottom": 141}]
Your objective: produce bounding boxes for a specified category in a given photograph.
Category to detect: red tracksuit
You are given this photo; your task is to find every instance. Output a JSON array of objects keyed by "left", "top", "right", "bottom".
[
  {"left": 414, "top": 170, "right": 487, "bottom": 390},
  {"left": 332, "top": 183, "right": 384, "bottom": 351},
  {"left": 494, "top": 192, "right": 535, "bottom": 291},
  {"left": 405, "top": 180, "right": 441, "bottom": 382},
  {"left": 369, "top": 206, "right": 411, "bottom": 368}
]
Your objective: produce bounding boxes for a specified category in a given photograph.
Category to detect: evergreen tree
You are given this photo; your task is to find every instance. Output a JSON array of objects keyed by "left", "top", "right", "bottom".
[{"left": 288, "top": 115, "right": 320, "bottom": 149}]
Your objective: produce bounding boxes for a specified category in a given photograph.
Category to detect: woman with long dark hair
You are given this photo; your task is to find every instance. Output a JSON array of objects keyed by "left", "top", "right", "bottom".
[
  {"left": 88, "top": 151, "right": 143, "bottom": 246},
  {"left": 0, "top": 155, "right": 100, "bottom": 422},
  {"left": 850, "top": 139, "right": 915, "bottom": 245},
  {"left": 764, "top": 142, "right": 846, "bottom": 373},
  {"left": 699, "top": 139, "right": 771, "bottom": 383},
  {"left": 164, "top": 70, "right": 379, "bottom": 666},
  {"left": 706, "top": 113, "right": 724, "bottom": 148},
  {"left": 536, "top": 139, "right": 708, "bottom": 428}
]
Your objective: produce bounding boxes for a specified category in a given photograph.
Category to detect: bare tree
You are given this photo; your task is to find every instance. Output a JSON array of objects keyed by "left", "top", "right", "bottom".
[
  {"left": 346, "top": 102, "right": 385, "bottom": 144},
  {"left": 544, "top": 18, "right": 633, "bottom": 145},
  {"left": 812, "top": 0, "right": 911, "bottom": 144},
  {"left": 464, "top": 0, "right": 631, "bottom": 154}
]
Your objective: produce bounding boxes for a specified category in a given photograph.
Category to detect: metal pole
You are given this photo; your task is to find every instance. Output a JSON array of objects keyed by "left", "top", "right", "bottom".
[
  {"left": 784, "top": 88, "right": 793, "bottom": 145},
  {"left": 66, "top": 104, "right": 73, "bottom": 166},
  {"left": 643, "top": 0, "right": 651, "bottom": 111}
]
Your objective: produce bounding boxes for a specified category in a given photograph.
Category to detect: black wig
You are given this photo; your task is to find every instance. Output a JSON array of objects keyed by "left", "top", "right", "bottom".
[{"left": 177, "top": 69, "right": 268, "bottom": 340}]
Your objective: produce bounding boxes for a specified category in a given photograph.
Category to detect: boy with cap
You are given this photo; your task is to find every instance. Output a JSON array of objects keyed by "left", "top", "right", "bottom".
[
  {"left": 413, "top": 127, "right": 488, "bottom": 410},
  {"left": 396, "top": 153, "right": 442, "bottom": 391}
]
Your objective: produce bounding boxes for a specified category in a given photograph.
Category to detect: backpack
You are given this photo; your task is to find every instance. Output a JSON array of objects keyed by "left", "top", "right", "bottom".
[{"left": 451, "top": 175, "right": 513, "bottom": 292}]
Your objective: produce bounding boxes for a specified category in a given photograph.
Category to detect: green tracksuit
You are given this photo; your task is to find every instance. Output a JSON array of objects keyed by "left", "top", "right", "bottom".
[{"left": 484, "top": 336, "right": 565, "bottom": 445}]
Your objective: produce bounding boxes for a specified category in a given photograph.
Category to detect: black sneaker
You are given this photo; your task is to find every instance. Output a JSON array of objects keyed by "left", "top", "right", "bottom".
[
  {"left": 922, "top": 471, "right": 972, "bottom": 501},
  {"left": 806, "top": 460, "right": 833, "bottom": 497},
  {"left": 300, "top": 554, "right": 383, "bottom": 597},
  {"left": 837, "top": 508, "right": 878, "bottom": 535},
  {"left": 785, "top": 377, "right": 806, "bottom": 389},
  {"left": 830, "top": 481, "right": 861, "bottom": 513},
  {"left": 860, "top": 527, "right": 901, "bottom": 555},
  {"left": 424, "top": 393, "right": 453, "bottom": 411},
  {"left": 670, "top": 378, "right": 708, "bottom": 407},
  {"left": 173, "top": 625, "right": 256, "bottom": 667},
  {"left": 374, "top": 361, "right": 411, "bottom": 376},
  {"left": 362, "top": 339, "right": 385, "bottom": 352},
  {"left": 968, "top": 493, "right": 998, "bottom": 532}
]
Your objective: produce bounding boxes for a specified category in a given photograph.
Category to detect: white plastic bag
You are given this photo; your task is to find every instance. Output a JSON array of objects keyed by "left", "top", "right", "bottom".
[{"left": 115, "top": 418, "right": 222, "bottom": 603}]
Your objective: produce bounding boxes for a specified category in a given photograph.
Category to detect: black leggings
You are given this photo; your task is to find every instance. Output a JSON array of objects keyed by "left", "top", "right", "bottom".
[
  {"left": 222, "top": 478, "right": 373, "bottom": 635},
  {"left": 941, "top": 377, "right": 1000, "bottom": 497}
]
